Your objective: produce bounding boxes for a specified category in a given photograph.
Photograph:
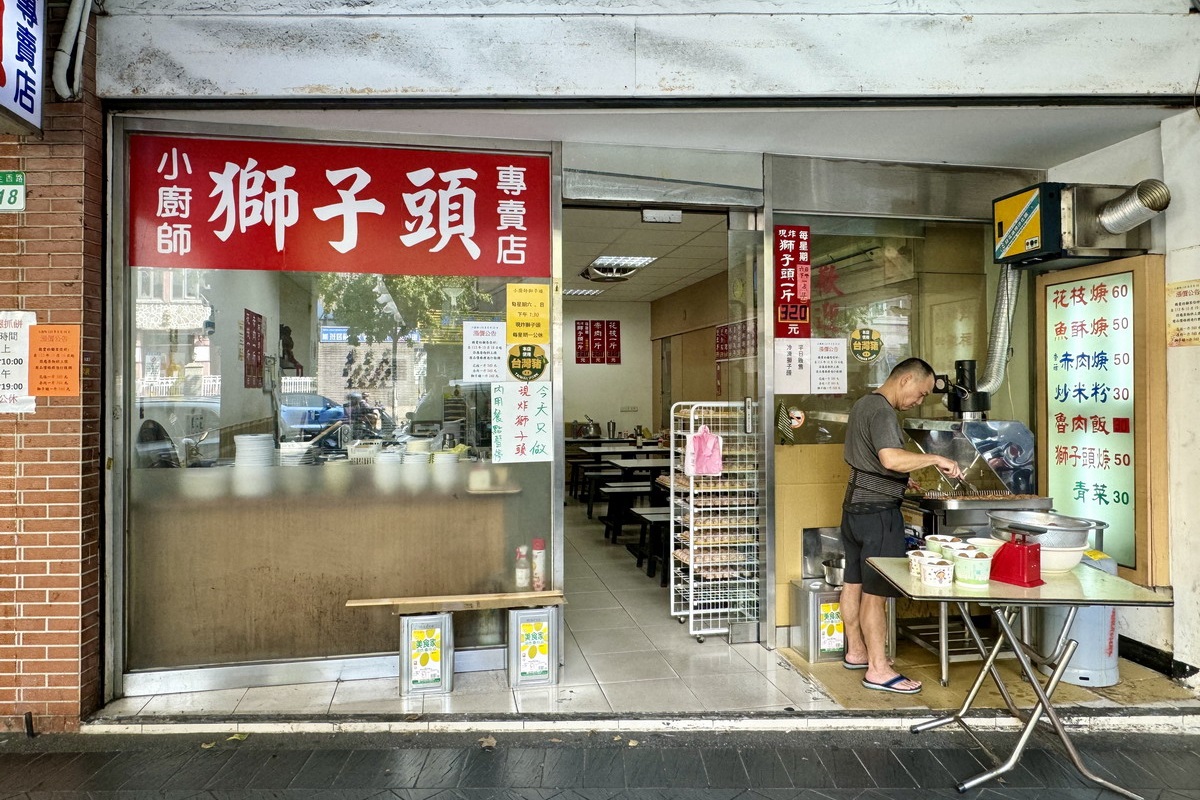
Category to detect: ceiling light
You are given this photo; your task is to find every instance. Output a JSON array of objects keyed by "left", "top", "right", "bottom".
[
  {"left": 564, "top": 288, "right": 606, "bottom": 296},
  {"left": 579, "top": 265, "right": 634, "bottom": 283},
  {"left": 590, "top": 255, "right": 656, "bottom": 270}
]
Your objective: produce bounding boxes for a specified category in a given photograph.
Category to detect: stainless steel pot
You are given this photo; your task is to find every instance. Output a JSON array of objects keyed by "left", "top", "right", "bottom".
[
  {"left": 822, "top": 557, "right": 845, "bottom": 586},
  {"left": 578, "top": 420, "right": 601, "bottom": 438}
]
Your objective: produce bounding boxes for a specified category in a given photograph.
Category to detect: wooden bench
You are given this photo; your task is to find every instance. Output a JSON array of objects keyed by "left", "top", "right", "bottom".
[{"left": 347, "top": 590, "right": 565, "bottom": 615}]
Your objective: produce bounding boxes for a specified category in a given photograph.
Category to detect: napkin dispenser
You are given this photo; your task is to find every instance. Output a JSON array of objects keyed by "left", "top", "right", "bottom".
[{"left": 990, "top": 531, "right": 1043, "bottom": 587}]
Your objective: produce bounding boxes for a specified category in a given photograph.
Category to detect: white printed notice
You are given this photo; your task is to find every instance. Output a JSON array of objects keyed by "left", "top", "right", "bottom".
[
  {"left": 0, "top": 311, "right": 36, "bottom": 413},
  {"left": 491, "top": 381, "right": 554, "bottom": 463},
  {"left": 462, "top": 321, "right": 506, "bottom": 381},
  {"left": 812, "top": 338, "right": 847, "bottom": 394},
  {"left": 774, "top": 339, "right": 811, "bottom": 393}
]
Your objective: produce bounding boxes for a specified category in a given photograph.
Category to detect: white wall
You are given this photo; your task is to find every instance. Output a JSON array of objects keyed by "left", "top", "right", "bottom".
[
  {"left": 1160, "top": 112, "right": 1200, "bottom": 680},
  {"left": 562, "top": 301, "right": 654, "bottom": 437},
  {"left": 1048, "top": 119, "right": 1197, "bottom": 673}
]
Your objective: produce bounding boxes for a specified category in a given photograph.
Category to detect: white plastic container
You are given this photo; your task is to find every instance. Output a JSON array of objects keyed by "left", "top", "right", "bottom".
[
  {"left": 920, "top": 558, "right": 955, "bottom": 587},
  {"left": 954, "top": 549, "right": 992, "bottom": 587}
]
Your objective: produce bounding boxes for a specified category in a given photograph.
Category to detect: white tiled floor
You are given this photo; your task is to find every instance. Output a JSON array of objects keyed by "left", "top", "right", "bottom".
[{"left": 105, "top": 495, "right": 835, "bottom": 719}]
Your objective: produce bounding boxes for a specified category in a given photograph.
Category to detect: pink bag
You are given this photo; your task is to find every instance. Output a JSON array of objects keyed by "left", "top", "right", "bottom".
[{"left": 684, "top": 425, "right": 724, "bottom": 476}]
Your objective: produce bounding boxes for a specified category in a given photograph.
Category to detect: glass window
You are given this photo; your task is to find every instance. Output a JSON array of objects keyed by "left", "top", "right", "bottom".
[
  {"left": 774, "top": 216, "right": 991, "bottom": 443},
  {"left": 170, "top": 268, "right": 201, "bottom": 301},
  {"left": 136, "top": 268, "right": 163, "bottom": 299}
]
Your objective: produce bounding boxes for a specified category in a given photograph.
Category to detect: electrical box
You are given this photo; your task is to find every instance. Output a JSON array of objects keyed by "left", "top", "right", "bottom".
[{"left": 993, "top": 182, "right": 1151, "bottom": 271}]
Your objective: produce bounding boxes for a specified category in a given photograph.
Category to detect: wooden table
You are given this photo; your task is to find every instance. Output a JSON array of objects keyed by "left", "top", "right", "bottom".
[{"left": 869, "top": 556, "right": 1172, "bottom": 800}]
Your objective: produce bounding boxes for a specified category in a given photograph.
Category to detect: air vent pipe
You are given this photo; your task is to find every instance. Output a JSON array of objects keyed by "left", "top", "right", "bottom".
[
  {"left": 976, "top": 264, "right": 1022, "bottom": 395},
  {"left": 1097, "top": 179, "right": 1171, "bottom": 235}
]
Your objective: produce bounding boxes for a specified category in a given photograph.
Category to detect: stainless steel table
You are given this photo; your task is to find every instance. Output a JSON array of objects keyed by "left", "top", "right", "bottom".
[{"left": 869, "top": 556, "right": 1172, "bottom": 800}]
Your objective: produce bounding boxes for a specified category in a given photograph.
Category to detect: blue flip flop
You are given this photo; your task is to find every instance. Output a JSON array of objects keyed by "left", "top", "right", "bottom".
[
  {"left": 862, "top": 674, "right": 922, "bottom": 694},
  {"left": 841, "top": 660, "right": 868, "bottom": 670}
]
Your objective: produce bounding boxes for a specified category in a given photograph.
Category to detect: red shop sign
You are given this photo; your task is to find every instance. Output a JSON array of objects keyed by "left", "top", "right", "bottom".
[
  {"left": 128, "top": 133, "right": 552, "bottom": 277},
  {"left": 774, "top": 225, "right": 811, "bottom": 338}
]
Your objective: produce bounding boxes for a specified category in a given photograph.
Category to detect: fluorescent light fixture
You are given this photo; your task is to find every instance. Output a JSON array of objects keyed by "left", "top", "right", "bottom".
[
  {"left": 589, "top": 255, "right": 656, "bottom": 270},
  {"left": 564, "top": 288, "right": 606, "bottom": 296}
]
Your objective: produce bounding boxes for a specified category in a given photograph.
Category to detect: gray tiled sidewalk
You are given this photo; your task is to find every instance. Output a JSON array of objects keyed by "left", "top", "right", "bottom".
[{"left": 1, "top": 730, "right": 1199, "bottom": 799}]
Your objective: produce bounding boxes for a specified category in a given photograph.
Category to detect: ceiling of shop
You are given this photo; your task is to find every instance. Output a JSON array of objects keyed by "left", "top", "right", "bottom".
[{"left": 563, "top": 207, "right": 729, "bottom": 303}]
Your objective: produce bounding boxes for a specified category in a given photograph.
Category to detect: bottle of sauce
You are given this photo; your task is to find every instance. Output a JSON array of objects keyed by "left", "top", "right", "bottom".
[
  {"left": 531, "top": 538, "right": 547, "bottom": 591},
  {"left": 514, "top": 545, "right": 531, "bottom": 590}
]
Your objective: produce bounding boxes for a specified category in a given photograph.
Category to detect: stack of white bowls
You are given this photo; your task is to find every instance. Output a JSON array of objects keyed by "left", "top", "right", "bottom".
[
  {"left": 234, "top": 434, "right": 277, "bottom": 467},
  {"left": 278, "top": 442, "right": 315, "bottom": 466}
]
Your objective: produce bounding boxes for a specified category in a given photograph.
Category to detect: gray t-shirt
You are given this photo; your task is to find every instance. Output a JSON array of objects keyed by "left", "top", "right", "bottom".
[{"left": 843, "top": 392, "right": 908, "bottom": 505}]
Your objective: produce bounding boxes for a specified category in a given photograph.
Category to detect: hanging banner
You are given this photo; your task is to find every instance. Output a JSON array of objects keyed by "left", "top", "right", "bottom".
[
  {"left": 574, "top": 320, "right": 590, "bottom": 364},
  {"left": 604, "top": 320, "right": 621, "bottom": 364},
  {"left": 774, "top": 225, "right": 811, "bottom": 338},
  {"left": 589, "top": 320, "right": 605, "bottom": 364},
  {"left": 127, "top": 133, "right": 552, "bottom": 277},
  {"left": 1045, "top": 271, "right": 1136, "bottom": 566},
  {"left": 491, "top": 381, "right": 554, "bottom": 463}
]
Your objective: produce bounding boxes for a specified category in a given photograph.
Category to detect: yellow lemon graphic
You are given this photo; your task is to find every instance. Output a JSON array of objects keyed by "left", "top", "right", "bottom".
[
  {"left": 537, "top": 643, "right": 549, "bottom": 656},
  {"left": 418, "top": 652, "right": 430, "bottom": 667},
  {"left": 430, "top": 649, "right": 440, "bottom": 662},
  {"left": 532, "top": 621, "right": 545, "bottom": 632},
  {"left": 526, "top": 644, "right": 539, "bottom": 660}
]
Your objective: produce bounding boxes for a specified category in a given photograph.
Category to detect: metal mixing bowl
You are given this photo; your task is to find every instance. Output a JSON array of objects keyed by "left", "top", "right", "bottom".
[{"left": 822, "top": 557, "right": 845, "bottom": 586}]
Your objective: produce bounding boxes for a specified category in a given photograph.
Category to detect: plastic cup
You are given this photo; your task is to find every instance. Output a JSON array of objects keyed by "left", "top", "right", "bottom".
[{"left": 954, "top": 549, "right": 993, "bottom": 587}]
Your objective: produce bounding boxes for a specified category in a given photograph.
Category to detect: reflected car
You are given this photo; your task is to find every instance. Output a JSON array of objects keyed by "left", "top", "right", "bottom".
[{"left": 279, "top": 392, "right": 398, "bottom": 441}]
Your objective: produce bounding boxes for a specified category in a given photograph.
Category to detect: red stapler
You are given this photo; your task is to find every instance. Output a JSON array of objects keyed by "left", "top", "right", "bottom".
[{"left": 990, "top": 531, "right": 1044, "bottom": 587}]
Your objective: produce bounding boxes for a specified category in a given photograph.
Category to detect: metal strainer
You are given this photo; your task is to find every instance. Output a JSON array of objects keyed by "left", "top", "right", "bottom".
[{"left": 987, "top": 510, "right": 1108, "bottom": 548}]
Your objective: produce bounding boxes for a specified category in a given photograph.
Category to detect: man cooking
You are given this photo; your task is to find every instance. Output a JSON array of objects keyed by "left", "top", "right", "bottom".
[{"left": 839, "top": 357, "right": 963, "bottom": 695}]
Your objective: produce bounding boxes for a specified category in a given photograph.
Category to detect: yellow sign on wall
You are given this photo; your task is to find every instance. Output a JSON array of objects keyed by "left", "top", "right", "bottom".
[
  {"left": 993, "top": 185, "right": 1044, "bottom": 262},
  {"left": 506, "top": 283, "right": 549, "bottom": 344}
]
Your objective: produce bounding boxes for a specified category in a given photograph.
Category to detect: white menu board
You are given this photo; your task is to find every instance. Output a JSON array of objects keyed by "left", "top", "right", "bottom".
[
  {"left": 491, "top": 381, "right": 554, "bottom": 463},
  {"left": 0, "top": 311, "right": 36, "bottom": 413},
  {"left": 1044, "top": 271, "right": 1135, "bottom": 566},
  {"left": 462, "top": 321, "right": 506, "bottom": 381}
]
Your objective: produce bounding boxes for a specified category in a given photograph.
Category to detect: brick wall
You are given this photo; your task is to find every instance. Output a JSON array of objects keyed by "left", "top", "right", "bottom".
[{"left": 0, "top": 9, "right": 104, "bottom": 733}]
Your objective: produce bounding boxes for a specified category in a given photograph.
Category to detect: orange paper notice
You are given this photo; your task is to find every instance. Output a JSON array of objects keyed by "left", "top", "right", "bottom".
[{"left": 29, "top": 325, "right": 81, "bottom": 396}]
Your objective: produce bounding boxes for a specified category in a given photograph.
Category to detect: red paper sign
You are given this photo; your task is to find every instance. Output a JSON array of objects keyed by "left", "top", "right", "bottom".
[
  {"left": 575, "top": 320, "right": 590, "bottom": 365},
  {"left": 774, "top": 225, "right": 811, "bottom": 338},
  {"left": 128, "top": 133, "right": 552, "bottom": 277},
  {"left": 605, "top": 320, "right": 621, "bottom": 364}
]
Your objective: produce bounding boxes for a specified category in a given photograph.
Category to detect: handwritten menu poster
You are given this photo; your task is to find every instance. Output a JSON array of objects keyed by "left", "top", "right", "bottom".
[
  {"left": 491, "top": 381, "right": 554, "bottom": 463},
  {"left": 1045, "top": 271, "right": 1135, "bottom": 566}
]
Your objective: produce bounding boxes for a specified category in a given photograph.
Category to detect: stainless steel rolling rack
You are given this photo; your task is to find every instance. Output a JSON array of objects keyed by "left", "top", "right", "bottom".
[{"left": 664, "top": 401, "right": 762, "bottom": 642}]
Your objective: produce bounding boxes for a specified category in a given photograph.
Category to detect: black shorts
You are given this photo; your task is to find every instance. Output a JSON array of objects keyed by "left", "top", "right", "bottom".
[{"left": 840, "top": 505, "right": 907, "bottom": 598}]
